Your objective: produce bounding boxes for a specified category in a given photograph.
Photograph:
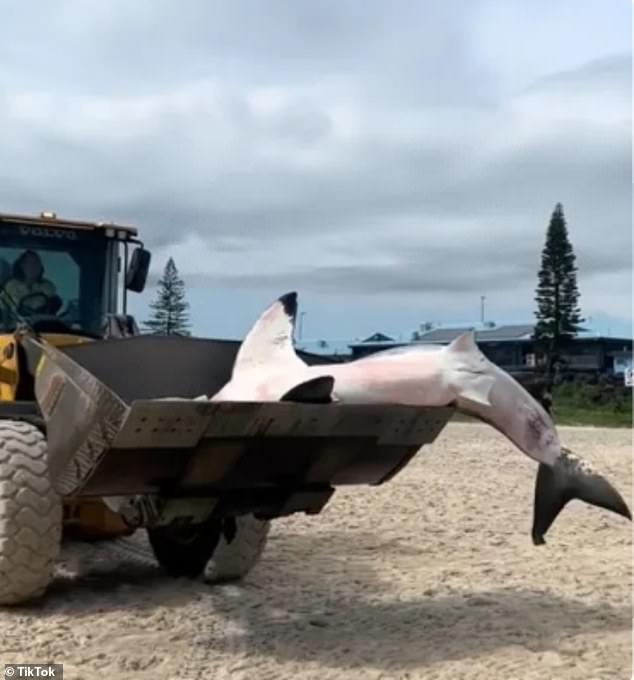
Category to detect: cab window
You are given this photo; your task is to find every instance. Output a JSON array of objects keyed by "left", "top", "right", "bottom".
[
  {"left": 0, "top": 225, "right": 108, "bottom": 335},
  {"left": 0, "top": 248, "right": 80, "bottom": 308}
]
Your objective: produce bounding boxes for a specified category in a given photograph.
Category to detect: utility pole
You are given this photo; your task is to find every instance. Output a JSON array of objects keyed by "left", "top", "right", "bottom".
[{"left": 480, "top": 295, "right": 486, "bottom": 323}]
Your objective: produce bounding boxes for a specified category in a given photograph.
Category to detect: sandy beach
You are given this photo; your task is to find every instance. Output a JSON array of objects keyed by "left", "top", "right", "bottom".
[{"left": 1, "top": 421, "right": 631, "bottom": 680}]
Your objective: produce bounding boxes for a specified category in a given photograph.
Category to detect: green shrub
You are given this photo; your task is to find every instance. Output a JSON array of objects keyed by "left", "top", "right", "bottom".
[{"left": 552, "top": 380, "right": 632, "bottom": 427}]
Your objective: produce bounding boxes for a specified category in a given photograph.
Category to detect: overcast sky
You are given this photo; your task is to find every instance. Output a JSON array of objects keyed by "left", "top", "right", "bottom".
[{"left": 1, "top": 0, "right": 631, "bottom": 341}]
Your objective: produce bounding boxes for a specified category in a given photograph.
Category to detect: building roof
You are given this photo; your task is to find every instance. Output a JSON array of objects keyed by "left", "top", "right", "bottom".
[
  {"left": 414, "top": 327, "right": 475, "bottom": 343},
  {"left": 295, "top": 339, "right": 354, "bottom": 356},
  {"left": 361, "top": 332, "right": 395, "bottom": 343},
  {"left": 476, "top": 324, "right": 536, "bottom": 341},
  {"left": 311, "top": 319, "right": 629, "bottom": 354},
  {"left": 350, "top": 323, "right": 538, "bottom": 347},
  {"left": 348, "top": 322, "right": 629, "bottom": 348}
]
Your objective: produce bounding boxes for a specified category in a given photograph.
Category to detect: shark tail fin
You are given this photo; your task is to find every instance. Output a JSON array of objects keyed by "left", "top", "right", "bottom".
[
  {"left": 446, "top": 330, "right": 495, "bottom": 407},
  {"left": 532, "top": 449, "right": 632, "bottom": 545},
  {"left": 231, "top": 291, "right": 306, "bottom": 376}
]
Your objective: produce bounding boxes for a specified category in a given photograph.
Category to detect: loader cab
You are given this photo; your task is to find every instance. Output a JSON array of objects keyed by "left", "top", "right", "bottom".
[{"left": 0, "top": 211, "right": 151, "bottom": 338}]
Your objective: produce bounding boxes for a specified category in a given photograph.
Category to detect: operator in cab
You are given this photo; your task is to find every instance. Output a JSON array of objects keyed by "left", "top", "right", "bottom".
[{"left": 0, "top": 250, "right": 63, "bottom": 317}]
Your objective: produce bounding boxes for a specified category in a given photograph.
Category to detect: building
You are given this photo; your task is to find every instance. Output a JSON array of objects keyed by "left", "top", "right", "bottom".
[
  {"left": 349, "top": 323, "right": 534, "bottom": 363},
  {"left": 347, "top": 323, "right": 632, "bottom": 376},
  {"left": 611, "top": 350, "right": 633, "bottom": 376},
  {"left": 294, "top": 338, "right": 354, "bottom": 362}
]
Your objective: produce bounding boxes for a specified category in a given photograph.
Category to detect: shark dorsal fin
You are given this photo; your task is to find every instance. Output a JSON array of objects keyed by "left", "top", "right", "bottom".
[
  {"left": 447, "top": 329, "right": 478, "bottom": 354},
  {"left": 231, "top": 291, "right": 305, "bottom": 376},
  {"left": 446, "top": 330, "right": 494, "bottom": 406}
]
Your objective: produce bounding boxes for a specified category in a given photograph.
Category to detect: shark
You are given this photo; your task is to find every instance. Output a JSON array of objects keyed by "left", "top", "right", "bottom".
[{"left": 211, "top": 292, "right": 631, "bottom": 545}]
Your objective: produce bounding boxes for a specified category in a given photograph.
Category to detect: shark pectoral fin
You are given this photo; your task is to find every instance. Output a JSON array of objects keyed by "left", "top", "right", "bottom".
[
  {"left": 458, "top": 373, "right": 495, "bottom": 407},
  {"left": 280, "top": 376, "right": 335, "bottom": 404},
  {"left": 532, "top": 451, "right": 632, "bottom": 546}
]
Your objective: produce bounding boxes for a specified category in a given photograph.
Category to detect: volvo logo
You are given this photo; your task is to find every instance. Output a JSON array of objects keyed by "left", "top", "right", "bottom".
[{"left": 19, "top": 225, "right": 77, "bottom": 240}]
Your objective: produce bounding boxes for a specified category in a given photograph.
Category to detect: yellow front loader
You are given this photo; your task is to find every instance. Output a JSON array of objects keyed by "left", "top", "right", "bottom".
[
  {"left": 0, "top": 211, "right": 453, "bottom": 606},
  {"left": 0, "top": 211, "right": 151, "bottom": 541}
]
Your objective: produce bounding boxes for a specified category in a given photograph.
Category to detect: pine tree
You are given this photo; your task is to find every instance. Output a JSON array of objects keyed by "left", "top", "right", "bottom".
[
  {"left": 143, "top": 257, "right": 191, "bottom": 336},
  {"left": 533, "top": 203, "right": 584, "bottom": 377}
]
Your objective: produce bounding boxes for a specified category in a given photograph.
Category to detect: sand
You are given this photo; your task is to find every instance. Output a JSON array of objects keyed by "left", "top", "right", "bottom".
[{"left": 1, "top": 422, "right": 631, "bottom": 680}]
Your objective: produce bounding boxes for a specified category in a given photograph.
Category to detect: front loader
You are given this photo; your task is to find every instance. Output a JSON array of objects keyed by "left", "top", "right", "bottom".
[{"left": 0, "top": 211, "right": 454, "bottom": 605}]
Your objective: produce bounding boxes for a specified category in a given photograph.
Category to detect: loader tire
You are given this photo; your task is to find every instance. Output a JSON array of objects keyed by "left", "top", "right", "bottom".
[
  {"left": 147, "top": 517, "right": 224, "bottom": 578},
  {"left": 204, "top": 515, "right": 270, "bottom": 583},
  {"left": 0, "top": 421, "right": 62, "bottom": 605}
]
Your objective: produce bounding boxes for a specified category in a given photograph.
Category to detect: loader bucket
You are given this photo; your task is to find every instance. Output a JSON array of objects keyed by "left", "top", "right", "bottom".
[{"left": 25, "top": 334, "right": 454, "bottom": 519}]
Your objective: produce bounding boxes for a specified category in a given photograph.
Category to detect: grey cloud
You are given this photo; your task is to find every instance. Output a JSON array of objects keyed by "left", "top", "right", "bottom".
[
  {"left": 172, "top": 264, "right": 514, "bottom": 296},
  {"left": 175, "top": 261, "right": 523, "bottom": 296},
  {"left": 1, "top": 0, "right": 489, "bottom": 100},
  {"left": 524, "top": 53, "right": 631, "bottom": 94},
  {"left": 174, "top": 229, "right": 632, "bottom": 297},
  {"left": 0, "top": 2, "right": 630, "bottom": 318}
]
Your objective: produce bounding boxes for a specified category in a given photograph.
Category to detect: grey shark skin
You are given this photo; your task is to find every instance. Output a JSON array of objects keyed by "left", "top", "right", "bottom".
[
  {"left": 214, "top": 291, "right": 632, "bottom": 544},
  {"left": 280, "top": 375, "right": 335, "bottom": 403},
  {"left": 532, "top": 449, "right": 632, "bottom": 545}
]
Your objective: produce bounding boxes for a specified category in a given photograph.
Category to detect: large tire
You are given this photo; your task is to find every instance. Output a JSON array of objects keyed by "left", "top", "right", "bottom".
[
  {"left": 147, "top": 516, "right": 224, "bottom": 578},
  {"left": 0, "top": 421, "right": 62, "bottom": 605},
  {"left": 204, "top": 515, "right": 270, "bottom": 583}
]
